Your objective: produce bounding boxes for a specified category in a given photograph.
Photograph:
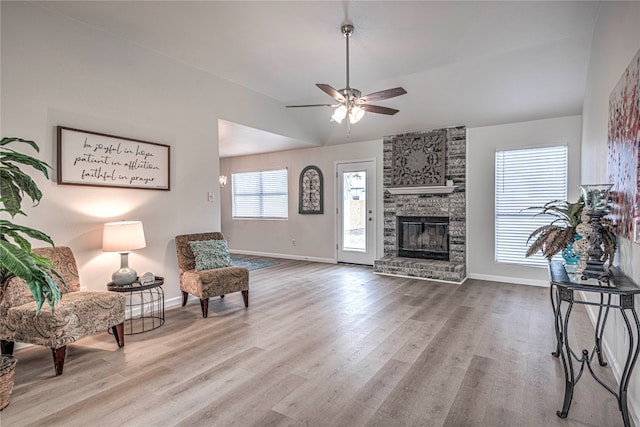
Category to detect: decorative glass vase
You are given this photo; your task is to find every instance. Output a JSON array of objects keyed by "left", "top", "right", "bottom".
[
  {"left": 579, "top": 184, "right": 613, "bottom": 213},
  {"left": 562, "top": 234, "right": 582, "bottom": 266}
]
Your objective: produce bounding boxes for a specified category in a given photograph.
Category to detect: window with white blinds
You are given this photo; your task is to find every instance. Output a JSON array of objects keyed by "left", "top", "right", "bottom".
[
  {"left": 232, "top": 169, "right": 288, "bottom": 219},
  {"left": 495, "top": 145, "right": 568, "bottom": 266}
]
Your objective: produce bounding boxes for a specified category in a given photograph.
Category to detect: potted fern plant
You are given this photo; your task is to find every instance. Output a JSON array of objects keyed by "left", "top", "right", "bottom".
[
  {"left": 525, "top": 199, "right": 584, "bottom": 261},
  {"left": 0, "top": 136, "right": 63, "bottom": 410},
  {"left": 525, "top": 197, "right": 616, "bottom": 265}
]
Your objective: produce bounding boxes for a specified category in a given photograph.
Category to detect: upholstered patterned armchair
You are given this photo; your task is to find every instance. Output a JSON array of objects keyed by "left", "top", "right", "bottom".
[
  {"left": 175, "top": 232, "right": 249, "bottom": 318},
  {"left": 0, "top": 246, "right": 126, "bottom": 376}
]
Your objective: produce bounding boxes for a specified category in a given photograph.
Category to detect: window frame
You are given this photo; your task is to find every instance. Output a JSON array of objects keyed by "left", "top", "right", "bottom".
[
  {"left": 495, "top": 145, "right": 569, "bottom": 267},
  {"left": 231, "top": 168, "right": 289, "bottom": 220}
]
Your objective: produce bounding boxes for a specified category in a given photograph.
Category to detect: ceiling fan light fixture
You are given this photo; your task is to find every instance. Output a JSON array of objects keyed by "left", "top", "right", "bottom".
[
  {"left": 348, "top": 105, "right": 365, "bottom": 124},
  {"left": 331, "top": 105, "right": 348, "bottom": 123},
  {"left": 285, "top": 23, "right": 407, "bottom": 127}
]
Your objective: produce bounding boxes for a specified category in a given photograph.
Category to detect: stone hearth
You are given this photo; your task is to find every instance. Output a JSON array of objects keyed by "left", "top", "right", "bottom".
[{"left": 374, "top": 126, "right": 466, "bottom": 283}]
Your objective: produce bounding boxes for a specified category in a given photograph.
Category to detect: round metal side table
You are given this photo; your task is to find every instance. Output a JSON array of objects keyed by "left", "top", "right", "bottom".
[{"left": 107, "top": 277, "right": 165, "bottom": 335}]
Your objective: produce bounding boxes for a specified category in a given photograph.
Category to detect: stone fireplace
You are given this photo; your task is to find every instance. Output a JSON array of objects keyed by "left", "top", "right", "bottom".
[{"left": 373, "top": 126, "right": 466, "bottom": 283}]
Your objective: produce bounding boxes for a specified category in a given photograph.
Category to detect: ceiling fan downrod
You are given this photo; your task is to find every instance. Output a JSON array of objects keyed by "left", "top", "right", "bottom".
[{"left": 342, "top": 24, "right": 354, "bottom": 91}]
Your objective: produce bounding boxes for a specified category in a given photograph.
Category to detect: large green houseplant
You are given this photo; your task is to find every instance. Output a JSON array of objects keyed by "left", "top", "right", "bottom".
[
  {"left": 1, "top": 137, "right": 63, "bottom": 312},
  {"left": 1, "top": 136, "right": 64, "bottom": 410}
]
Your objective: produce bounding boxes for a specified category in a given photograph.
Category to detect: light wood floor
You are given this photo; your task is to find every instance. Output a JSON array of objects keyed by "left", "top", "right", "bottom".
[{"left": 1, "top": 260, "right": 631, "bottom": 426}]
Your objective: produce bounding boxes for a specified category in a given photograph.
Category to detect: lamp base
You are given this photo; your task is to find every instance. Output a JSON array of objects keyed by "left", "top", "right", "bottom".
[
  {"left": 112, "top": 268, "right": 137, "bottom": 285},
  {"left": 112, "top": 252, "right": 137, "bottom": 285}
]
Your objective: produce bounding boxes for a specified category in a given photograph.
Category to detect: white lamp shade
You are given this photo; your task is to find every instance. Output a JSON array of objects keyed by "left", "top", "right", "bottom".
[
  {"left": 331, "top": 105, "right": 348, "bottom": 123},
  {"left": 102, "top": 221, "right": 146, "bottom": 252},
  {"left": 349, "top": 105, "right": 365, "bottom": 124}
]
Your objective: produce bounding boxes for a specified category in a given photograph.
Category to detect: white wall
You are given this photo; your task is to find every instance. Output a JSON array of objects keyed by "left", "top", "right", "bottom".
[
  {"left": 582, "top": 1, "right": 640, "bottom": 284},
  {"left": 580, "top": 2, "right": 640, "bottom": 425},
  {"left": 225, "top": 116, "right": 584, "bottom": 285},
  {"left": 220, "top": 140, "right": 383, "bottom": 262},
  {"left": 1, "top": 2, "right": 315, "bottom": 306},
  {"left": 467, "top": 116, "right": 583, "bottom": 285}
]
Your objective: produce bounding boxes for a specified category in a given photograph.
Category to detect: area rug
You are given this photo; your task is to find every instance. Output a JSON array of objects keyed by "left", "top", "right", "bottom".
[{"left": 230, "top": 257, "right": 279, "bottom": 271}]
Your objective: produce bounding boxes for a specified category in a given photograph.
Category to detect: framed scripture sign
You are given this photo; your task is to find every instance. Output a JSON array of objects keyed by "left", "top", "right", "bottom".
[{"left": 57, "top": 126, "right": 170, "bottom": 190}]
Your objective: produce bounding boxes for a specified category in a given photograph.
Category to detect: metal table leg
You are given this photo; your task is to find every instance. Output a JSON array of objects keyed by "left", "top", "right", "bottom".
[
  {"left": 551, "top": 283, "right": 562, "bottom": 357},
  {"left": 557, "top": 293, "right": 575, "bottom": 418},
  {"left": 594, "top": 293, "right": 610, "bottom": 367},
  {"left": 619, "top": 297, "right": 640, "bottom": 427}
]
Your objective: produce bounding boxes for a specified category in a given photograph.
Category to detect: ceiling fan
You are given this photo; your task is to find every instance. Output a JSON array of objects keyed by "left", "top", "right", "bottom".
[{"left": 286, "top": 23, "right": 407, "bottom": 125}]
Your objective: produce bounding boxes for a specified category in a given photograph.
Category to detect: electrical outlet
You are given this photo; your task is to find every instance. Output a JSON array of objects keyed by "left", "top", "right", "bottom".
[
  {"left": 207, "top": 192, "right": 214, "bottom": 202},
  {"left": 291, "top": 238, "right": 296, "bottom": 246},
  {"left": 80, "top": 286, "right": 87, "bottom": 292}
]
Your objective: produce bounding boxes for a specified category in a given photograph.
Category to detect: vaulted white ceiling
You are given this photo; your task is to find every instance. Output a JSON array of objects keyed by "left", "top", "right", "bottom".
[{"left": 37, "top": 1, "right": 600, "bottom": 156}]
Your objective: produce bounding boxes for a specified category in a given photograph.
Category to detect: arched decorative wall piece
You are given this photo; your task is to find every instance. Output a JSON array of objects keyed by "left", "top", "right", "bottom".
[{"left": 299, "top": 165, "right": 323, "bottom": 214}]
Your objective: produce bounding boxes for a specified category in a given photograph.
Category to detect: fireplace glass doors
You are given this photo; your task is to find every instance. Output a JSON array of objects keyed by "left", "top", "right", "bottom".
[{"left": 397, "top": 216, "right": 449, "bottom": 261}]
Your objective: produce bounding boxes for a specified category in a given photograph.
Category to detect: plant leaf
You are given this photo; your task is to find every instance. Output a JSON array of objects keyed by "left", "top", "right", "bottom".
[
  {"left": 31, "top": 252, "right": 66, "bottom": 288},
  {"left": 1, "top": 228, "right": 32, "bottom": 252},
  {"left": 4, "top": 166, "right": 44, "bottom": 205},
  {"left": 0, "top": 137, "right": 39, "bottom": 151},
  {"left": 1, "top": 151, "right": 51, "bottom": 178},
  {"left": 0, "top": 169, "right": 23, "bottom": 216},
  {"left": 0, "top": 220, "right": 55, "bottom": 246},
  {"left": 0, "top": 239, "right": 35, "bottom": 282}
]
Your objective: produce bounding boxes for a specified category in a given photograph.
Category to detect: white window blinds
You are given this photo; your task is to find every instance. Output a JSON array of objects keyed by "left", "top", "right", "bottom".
[
  {"left": 232, "top": 169, "right": 288, "bottom": 219},
  {"left": 495, "top": 145, "right": 568, "bottom": 266}
]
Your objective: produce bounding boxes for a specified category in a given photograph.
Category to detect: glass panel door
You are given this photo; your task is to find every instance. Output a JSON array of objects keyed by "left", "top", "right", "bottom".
[
  {"left": 337, "top": 160, "right": 375, "bottom": 265},
  {"left": 342, "top": 171, "right": 366, "bottom": 252}
]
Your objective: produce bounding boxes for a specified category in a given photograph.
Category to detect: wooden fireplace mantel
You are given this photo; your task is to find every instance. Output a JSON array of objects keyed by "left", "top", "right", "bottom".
[{"left": 386, "top": 185, "right": 457, "bottom": 195}]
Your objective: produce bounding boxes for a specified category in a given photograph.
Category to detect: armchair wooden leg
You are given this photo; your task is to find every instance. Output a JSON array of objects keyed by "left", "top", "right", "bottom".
[
  {"left": 112, "top": 323, "right": 125, "bottom": 348},
  {"left": 181, "top": 291, "right": 188, "bottom": 307},
  {"left": 1, "top": 340, "right": 15, "bottom": 355},
  {"left": 242, "top": 290, "right": 249, "bottom": 308},
  {"left": 200, "top": 298, "right": 209, "bottom": 318},
  {"left": 51, "top": 346, "right": 66, "bottom": 376}
]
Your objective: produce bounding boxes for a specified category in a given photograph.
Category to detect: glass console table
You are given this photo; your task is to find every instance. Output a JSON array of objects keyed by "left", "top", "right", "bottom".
[{"left": 549, "top": 261, "right": 639, "bottom": 427}]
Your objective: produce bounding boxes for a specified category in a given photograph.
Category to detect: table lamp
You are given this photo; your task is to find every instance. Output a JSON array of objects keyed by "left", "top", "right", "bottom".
[{"left": 102, "top": 220, "right": 146, "bottom": 285}]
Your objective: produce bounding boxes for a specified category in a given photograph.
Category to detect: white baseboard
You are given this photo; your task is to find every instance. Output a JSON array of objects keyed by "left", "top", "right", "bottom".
[
  {"left": 165, "top": 295, "right": 185, "bottom": 310},
  {"left": 229, "top": 249, "right": 336, "bottom": 264},
  {"left": 467, "top": 273, "right": 548, "bottom": 287}
]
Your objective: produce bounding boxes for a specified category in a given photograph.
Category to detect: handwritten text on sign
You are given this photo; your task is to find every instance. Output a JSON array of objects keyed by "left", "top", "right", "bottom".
[{"left": 58, "top": 127, "right": 170, "bottom": 190}]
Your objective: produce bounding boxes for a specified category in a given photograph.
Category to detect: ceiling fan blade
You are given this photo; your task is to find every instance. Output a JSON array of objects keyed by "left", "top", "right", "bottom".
[
  {"left": 286, "top": 103, "right": 336, "bottom": 108},
  {"left": 360, "top": 87, "right": 407, "bottom": 103},
  {"left": 316, "top": 84, "right": 345, "bottom": 102},
  {"left": 360, "top": 104, "right": 400, "bottom": 115}
]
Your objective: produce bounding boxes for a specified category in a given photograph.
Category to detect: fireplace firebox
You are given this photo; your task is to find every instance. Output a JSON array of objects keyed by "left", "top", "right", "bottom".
[{"left": 397, "top": 216, "right": 449, "bottom": 261}]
